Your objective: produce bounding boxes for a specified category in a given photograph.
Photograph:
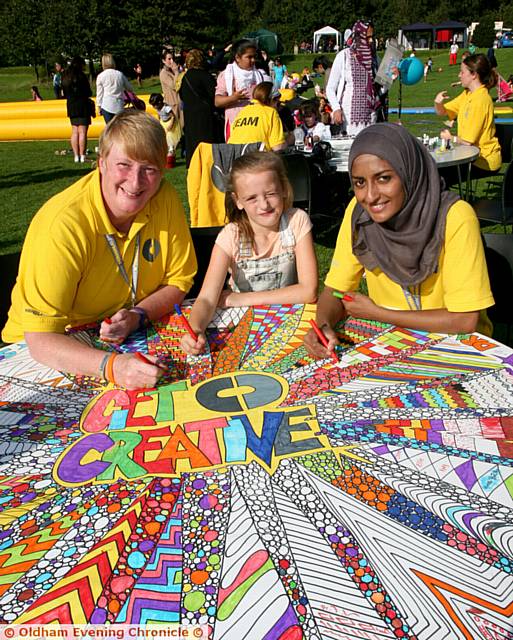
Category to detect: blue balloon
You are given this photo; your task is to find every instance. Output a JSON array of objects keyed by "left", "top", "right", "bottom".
[{"left": 399, "top": 57, "right": 424, "bottom": 85}]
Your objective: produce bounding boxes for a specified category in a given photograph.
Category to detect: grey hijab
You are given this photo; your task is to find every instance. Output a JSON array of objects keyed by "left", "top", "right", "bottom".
[{"left": 348, "top": 123, "right": 459, "bottom": 288}]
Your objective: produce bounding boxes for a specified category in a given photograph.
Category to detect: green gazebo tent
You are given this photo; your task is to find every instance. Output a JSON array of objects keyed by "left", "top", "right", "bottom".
[{"left": 244, "top": 29, "right": 283, "bottom": 55}]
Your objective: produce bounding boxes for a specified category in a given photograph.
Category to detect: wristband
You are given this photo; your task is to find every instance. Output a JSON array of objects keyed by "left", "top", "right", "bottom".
[
  {"left": 99, "top": 353, "right": 110, "bottom": 380},
  {"left": 105, "top": 353, "right": 118, "bottom": 384},
  {"left": 131, "top": 306, "right": 149, "bottom": 330}
]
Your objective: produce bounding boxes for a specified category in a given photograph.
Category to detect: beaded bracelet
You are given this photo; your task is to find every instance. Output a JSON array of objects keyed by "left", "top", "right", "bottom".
[
  {"left": 99, "top": 353, "right": 110, "bottom": 381},
  {"left": 105, "top": 353, "right": 118, "bottom": 384}
]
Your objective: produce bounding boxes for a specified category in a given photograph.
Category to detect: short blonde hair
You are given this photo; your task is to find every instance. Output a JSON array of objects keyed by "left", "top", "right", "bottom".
[
  {"left": 101, "top": 53, "right": 116, "bottom": 70},
  {"left": 99, "top": 110, "right": 167, "bottom": 170},
  {"left": 186, "top": 49, "right": 204, "bottom": 69}
]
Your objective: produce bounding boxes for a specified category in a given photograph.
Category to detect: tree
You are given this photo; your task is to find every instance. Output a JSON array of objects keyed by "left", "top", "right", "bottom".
[{"left": 472, "top": 13, "right": 497, "bottom": 47}]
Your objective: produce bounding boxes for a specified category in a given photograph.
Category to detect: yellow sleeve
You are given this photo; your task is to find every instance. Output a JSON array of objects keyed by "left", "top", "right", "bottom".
[
  {"left": 269, "top": 110, "right": 286, "bottom": 149},
  {"left": 441, "top": 201, "right": 494, "bottom": 312},
  {"left": 324, "top": 198, "right": 364, "bottom": 292},
  {"left": 187, "top": 143, "right": 203, "bottom": 227},
  {"left": 15, "top": 212, "right": 90, "bottom": 335},
  {"left": 443, "top": 90, "right": 466, "bottom": 121}
]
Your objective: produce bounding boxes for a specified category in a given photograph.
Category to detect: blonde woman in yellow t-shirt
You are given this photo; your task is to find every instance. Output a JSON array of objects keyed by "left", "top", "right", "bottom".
[
  {"left": 304, "top": 123, "right": 494, "bottom": 361},
  {"left": 434, "top": 54, "right": 501, "bottom": 178}
]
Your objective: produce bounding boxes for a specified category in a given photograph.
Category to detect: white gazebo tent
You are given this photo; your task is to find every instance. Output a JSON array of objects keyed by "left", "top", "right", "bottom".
[{"left": 313, "top": 26, "right": 342, "bottom": 52}]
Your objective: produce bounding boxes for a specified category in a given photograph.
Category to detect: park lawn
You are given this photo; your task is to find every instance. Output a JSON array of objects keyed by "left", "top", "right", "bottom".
[{"left": 1, "top": 48, "right": 513, "bottom": 279}]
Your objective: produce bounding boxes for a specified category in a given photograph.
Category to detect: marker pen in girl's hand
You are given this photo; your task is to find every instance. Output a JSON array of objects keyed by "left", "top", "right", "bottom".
[
  {"left": 174, "top": 304, "right": 199, "bottom": 341},
  {"left": 332, "top": 291, "right": 354, "bottom": 302},
  {"left": 309, "top": 319, "right": 338, "bottom": 363}
]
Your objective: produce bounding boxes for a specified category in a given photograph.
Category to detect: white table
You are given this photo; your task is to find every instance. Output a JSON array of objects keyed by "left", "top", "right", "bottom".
[
  {"left": 327, "top": 137, "right": 479, "bottom": 200},
  {"left": 429, "top": 144, "right": 480, "bottom": 199}
]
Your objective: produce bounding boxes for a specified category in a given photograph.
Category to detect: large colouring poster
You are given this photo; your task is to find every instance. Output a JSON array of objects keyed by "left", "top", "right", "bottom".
[{"left": 0, "top": 303, "right": 513, "bottom": 638}]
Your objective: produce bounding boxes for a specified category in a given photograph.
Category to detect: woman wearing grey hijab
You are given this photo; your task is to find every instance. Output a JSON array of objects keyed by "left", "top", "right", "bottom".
[{"left": 305, "top": 123, "right": 494, "bottom": 360}]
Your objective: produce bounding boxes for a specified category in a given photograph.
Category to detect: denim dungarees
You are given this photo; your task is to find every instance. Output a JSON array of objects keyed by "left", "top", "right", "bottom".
[{"left": 232, "top": 213, "right": 297, "bottom": 293}]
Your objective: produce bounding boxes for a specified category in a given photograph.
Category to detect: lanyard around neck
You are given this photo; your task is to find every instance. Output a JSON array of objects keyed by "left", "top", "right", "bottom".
[{"left": 104, "top": 232, "right": 140, "bottom": 308}]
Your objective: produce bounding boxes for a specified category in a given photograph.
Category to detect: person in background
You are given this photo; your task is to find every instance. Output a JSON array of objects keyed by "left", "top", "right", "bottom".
[
  {"left": 449, "top": 41, "right": 459, "bottom": 65},
  {"left": 2, "top": 110, "right": 197, "bottom": 390},
  {"left": 304, "top": 123, "right": 494, "bottom": 361},
  {"left": 206, "top": 44, "right": 232, "bottom": 73},
  {"left": 180, "top": 152, "right": 317, "bottom": 356},
  {"left": 326, "top": 21, "right": 380, "bottom": 135},
  {"left": 487, "top": 46, "right": 498, "bottom": 70},
  {"left": 160, "top": 49, "right": 183, "bottom": 128},
  {"left": 435, "top": 54, "right": 501, "bottom": 182},
  {"left": 228, "top": 81, "right": 291, "bottom": 151},
  {"left": 31, "top": 86, "right": 43, "bottom": 101},
  {"left": 62, "top": 56, "right": 92, "bottom": 163},
  {"left": 299, "top": 101, "right": 332, "bottom": 143},
  {"left": 179, "top": 48, "right": 221, "bottom": 167},
  {"left": 313, "top": 56, "right": 333, "bottom": 94},
  {"left": 215, "top": 39, "right": 270, "bottom": 141},
  {"left": 53, "top": 62, "right": 64, "bottom": 99},
  {"left": 149, "top": 93, "right": 181, "bottom": 168},
  {"left": 257, "top": 49, "right": 272, "bottom": 75},
  {"left": 134, "top": 62, "right": 143, "bottom": 87},
  {"left": 96, "top": 53, "right": 134, "bottom": 124},
  {"left": 272, "top": 57, "right": 287, "bottom": 90}
]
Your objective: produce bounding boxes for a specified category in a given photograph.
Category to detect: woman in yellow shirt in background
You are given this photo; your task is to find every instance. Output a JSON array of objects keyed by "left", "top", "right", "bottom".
[{"left": 434, "top": 53, "right": 501, "bottom": 181}]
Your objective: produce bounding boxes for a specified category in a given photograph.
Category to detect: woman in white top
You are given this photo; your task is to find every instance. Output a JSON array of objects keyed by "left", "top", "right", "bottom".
[
  {"left": 326, "top": 21, "right": 379, "bottom": 136},
  {"left": 96, "top": 53, "right": 134, "bottom": 123}
]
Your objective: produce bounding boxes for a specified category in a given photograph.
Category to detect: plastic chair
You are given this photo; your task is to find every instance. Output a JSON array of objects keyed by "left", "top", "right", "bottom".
[
  {"left": 495, "top": 122, "right": 513, "bottom": 164},
  {"left": 483, "top": 233, "right": 513, "bottom": 341},
  {"left": 281, "top": 153, "right": 312, "bottom": 213},
  {"left": 188, "top": 226, "right": 223, "bottom": 298},
  {"left": 473, "top": 159, "right": 513, "bottom": 230},
  {"left": 0, "top": 252, "right": 20, "bottom": 335},
  {"left": 469, "top": 123, "right": 513, "bottom": 201}
]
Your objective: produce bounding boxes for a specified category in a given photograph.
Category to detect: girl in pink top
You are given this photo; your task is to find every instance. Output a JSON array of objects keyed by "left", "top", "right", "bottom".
[
  {"left": 180, "top": 152, "right": 318, "bottom": 355},
  {"left": 215, "top": 39, "right": 270, "bottom": 140}
]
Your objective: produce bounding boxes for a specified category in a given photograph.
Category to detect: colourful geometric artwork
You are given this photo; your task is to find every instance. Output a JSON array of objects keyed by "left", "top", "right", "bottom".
[{"left": 1, "top": 303, "right": 513, "bottom": 638}]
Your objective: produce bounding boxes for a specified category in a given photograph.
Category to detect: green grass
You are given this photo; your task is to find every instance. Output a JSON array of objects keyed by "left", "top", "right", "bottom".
[{"left": 1, "top": 51, "right": 513, "bottom": 281}]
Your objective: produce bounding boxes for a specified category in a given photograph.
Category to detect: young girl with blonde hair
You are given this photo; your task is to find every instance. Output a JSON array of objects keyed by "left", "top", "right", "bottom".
[{"left": 181, "top": 151, "right": 318, "bottom": 355}]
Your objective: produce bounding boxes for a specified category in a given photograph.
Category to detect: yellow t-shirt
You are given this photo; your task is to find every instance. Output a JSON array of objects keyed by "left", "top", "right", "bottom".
[
  {"left": 3, "top": 170, "right": 197, "bottom": 343},
  {"left": 325, "top": 198, "right": 494, "bottom": 335},
  {"left": 228, "top": 101, "right": 285, "bottom": 150},
  {"left": 444, "top": 86, "right": 502, "bottom": 171}
]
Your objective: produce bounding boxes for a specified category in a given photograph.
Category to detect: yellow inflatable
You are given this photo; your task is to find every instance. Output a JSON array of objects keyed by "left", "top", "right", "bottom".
[{"left": 0, "top": 96, "right": 157, "bottom": 141}]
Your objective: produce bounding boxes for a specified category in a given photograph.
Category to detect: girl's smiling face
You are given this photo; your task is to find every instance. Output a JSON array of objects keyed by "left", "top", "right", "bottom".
[
  {"left": 351, "top": 154, "right": 405, "bottom": 224},
  {"left": 232, "top": 170, "right": 284, "bottom": 232}
]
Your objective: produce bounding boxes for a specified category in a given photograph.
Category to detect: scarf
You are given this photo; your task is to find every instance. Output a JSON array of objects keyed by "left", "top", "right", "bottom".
[
  {"left": 350, "top": 21, "right": 378, "bottom": 126},
  {"left": 348, "top": 123, "right": 460, "bottom": 288},
  {"left": 223, "top": 61, "right": 264, "bottom": 96}
]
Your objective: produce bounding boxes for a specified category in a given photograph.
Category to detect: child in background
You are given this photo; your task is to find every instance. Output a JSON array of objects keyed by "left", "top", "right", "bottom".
[
  {"left": 180, "top": 152, "right": 318, "bottom": 355},
  {"left": 31, "top": 86, "right": 43, "bottom": 101},
  {"left": 149, "top": 92, "right": 182, "bottom": 168},
  {"left": 299, "top": 101, "right": 332, "bottom": 143}
]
